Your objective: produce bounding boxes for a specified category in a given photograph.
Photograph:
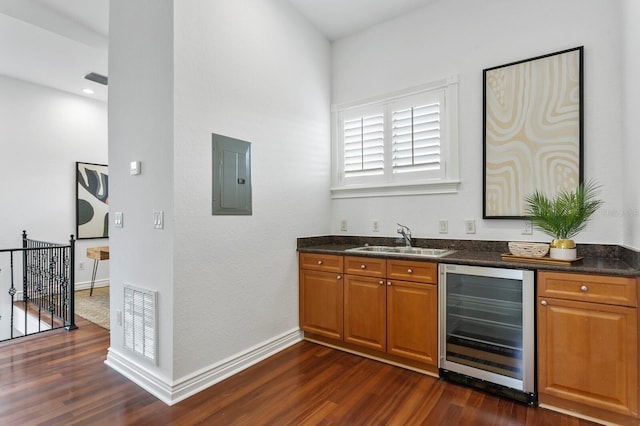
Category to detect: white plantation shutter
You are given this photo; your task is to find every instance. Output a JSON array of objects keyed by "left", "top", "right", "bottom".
[
  {"left": 332, "top": 77, "right": 459, "bottom": 196},
  {"left": 344, "top": 113, "right": 384, "bottom": 178},
  {"left": 392, "top": 102, "right": 441, "bottom": 173}
]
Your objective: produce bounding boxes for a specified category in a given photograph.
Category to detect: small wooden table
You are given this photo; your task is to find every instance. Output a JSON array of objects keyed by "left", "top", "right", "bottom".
[{"left": 86, "top": 246, "right": 109, "bottom": 296}]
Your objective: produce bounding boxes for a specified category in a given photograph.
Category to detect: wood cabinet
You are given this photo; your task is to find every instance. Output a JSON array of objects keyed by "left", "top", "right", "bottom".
[
  {"left": 299, "top": 253, "right": 344, "bottom": 340},
  {"left": 538, "top": 271, "right": 639, "bottom": 423},
  {"left": 343, "top": 256, "right": 438, "bottom": 366},
  {"left": 300, "top": 252, "right": 438, "bottom": 372},
  {"left": 343, "top": 256, "right": 387, "bottom": 351},
  {"left": 344, "top": 274, "right": 387, "bottom": 351},
  {"left": 387, "top": 278, "right": 438, "bottom": 364}
]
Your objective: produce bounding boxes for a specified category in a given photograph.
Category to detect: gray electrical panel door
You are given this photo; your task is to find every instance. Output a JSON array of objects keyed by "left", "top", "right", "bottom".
[{"left": 212, "top": 133, "right": 252, "bottom": 215}]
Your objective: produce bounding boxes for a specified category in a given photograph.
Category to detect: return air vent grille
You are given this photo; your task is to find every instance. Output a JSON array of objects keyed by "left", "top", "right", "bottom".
[{"left": 123, "top": 284, "right": 158, "bottom": 364}]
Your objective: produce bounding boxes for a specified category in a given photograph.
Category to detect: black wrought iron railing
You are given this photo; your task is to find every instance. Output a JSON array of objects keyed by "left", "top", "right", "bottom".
[{"left": 0, "top": 231, "right": 76, "bottom": 342}]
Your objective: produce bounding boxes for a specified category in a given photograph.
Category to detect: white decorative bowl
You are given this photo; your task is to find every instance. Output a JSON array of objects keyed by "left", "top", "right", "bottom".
[{"left": 508, "top": 242, "right": 550, "bottom": 258}]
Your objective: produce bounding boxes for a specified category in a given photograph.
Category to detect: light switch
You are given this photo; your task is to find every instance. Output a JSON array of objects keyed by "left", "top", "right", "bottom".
[
  {"left": 114, "top": 211, "right": 123, "bottom": 228},
  {"left": 153, "top": 211, "right": 164, "bottom": 229},
  {"left": 130, "top": 161, "right": 141, "bottom": 175}
]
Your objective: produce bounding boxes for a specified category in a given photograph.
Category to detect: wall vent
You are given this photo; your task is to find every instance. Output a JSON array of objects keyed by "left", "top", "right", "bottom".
[
  {"left": 84, "top": 72, "right": 108, "bottom": 85},
  {"left": 123, "top": 284, "right": 158, "bottom": 364}
]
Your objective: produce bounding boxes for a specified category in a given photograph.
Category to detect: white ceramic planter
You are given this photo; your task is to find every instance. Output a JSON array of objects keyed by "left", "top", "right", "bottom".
[{"left": 549, "top": 247, "right": 577, "bottom": 261}]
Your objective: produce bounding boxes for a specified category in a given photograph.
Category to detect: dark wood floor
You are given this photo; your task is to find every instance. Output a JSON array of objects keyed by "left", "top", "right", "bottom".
[{"left": 0, "top": 318, "right": 598, "bottom": 426}]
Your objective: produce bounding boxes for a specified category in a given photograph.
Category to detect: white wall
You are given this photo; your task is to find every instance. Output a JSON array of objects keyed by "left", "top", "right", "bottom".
[
  {"left": 622, "top": 0, "right": 640, "bottom": 250},
  {"left": 172, "top": 0, "right": 330, "bottom": 379},
  {"left": 107, "top": 0, "right": 176, "bottom": 384},
  {"left": 107, "top": 0, "right": 331, "bottom": 401},
  {"left": 331, "top": 0, "right": 627, "bottom": 246},
  {"left": 0, "top": 75, "right": 109, "bottom": 285}
]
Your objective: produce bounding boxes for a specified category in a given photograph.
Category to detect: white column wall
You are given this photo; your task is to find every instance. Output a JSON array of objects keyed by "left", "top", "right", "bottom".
[
  {"left": 107, "top": 0, "right": 331, "bottom": 400},
  {"left": 331, "top": 0, "right": 625, "bottom": 245},
  {"left": 107, "top": 0, "right": 176, "bottom": 383},
  {"left": 171, "top": 0, "right": 331, "bottom": 378}
]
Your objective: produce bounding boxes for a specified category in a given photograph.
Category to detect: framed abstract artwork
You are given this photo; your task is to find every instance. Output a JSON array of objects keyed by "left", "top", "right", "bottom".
[
  {"left": 483, "top": 46, "right": 583, "bottom": 218},
  {"left": 76, "top": 162, "right": 109, "bottom": 239}
]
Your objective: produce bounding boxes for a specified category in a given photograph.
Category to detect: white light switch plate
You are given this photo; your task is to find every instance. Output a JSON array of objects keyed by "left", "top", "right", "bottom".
[
  {"left": 153, "top": 211, "right": 164, "bottom": 229},
  {"left": 114, "top": 211, "right": 123, "bottom": 228}
]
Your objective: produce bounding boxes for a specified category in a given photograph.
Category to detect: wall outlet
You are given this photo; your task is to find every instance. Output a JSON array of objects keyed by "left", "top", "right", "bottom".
[
  {"left": 522, "top": 220, "right": 533, "bottom": 235},
  {"left": 79, "top": 261, "right": 85, "bottom": 271},
  {"left": 372, "top": 220, "right": 380, "bottom": 232},
  {"left": 465, "top": 219, "right": 476, "bottom": 234},
  {"left": 439, "top": 219, "right": 448, "bottom": 234},
  {"left": 340, "top": 219, "right": 348, "bottom": 232}
]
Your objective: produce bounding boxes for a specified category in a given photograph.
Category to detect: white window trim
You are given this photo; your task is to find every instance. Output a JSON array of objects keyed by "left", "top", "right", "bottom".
[{"left": 331, "top": 76, "right": 460, "bottom": 199}]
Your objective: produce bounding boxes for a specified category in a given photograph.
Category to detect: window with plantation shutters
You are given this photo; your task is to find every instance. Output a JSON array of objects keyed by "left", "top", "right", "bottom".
[
  {"left": 392, "top": 101, "right": 441, "bottom": 174},
  {"left": 344, "top": 113, "right": 384, "bottom": 178},
  {"left": 332, "top": 77, "right": 459, "bottom": 197}
]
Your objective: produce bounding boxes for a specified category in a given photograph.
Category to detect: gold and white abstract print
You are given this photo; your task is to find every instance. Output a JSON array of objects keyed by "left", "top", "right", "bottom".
[{"left": 485, "top": 48, "right": 581, "bottom": 217}]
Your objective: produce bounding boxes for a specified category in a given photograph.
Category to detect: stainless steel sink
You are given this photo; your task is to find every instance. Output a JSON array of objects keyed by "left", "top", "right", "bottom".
[{"left": 346, "top": 246, "right": 455, "bottom": 258}]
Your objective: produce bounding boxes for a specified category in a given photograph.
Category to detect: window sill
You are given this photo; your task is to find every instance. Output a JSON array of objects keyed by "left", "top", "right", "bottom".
[{"left": 330, "top": 180, "right": 460, "bottom": 199}]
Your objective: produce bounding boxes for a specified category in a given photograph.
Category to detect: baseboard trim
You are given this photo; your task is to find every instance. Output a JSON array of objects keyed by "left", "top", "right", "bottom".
[
  {"left": 105, "top": 347, "right": 174, "bottom": 404},
  {"left": 105, "top": 328, "right": 303, "bottom": 405},
  {"left": 74, "top": 279, "right": 109, "bottom": 291}
]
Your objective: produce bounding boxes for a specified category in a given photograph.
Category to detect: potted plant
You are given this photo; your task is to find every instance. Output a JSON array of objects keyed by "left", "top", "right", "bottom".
[{"left": 523, "top": 180, "right": 603, "bottom": 260}]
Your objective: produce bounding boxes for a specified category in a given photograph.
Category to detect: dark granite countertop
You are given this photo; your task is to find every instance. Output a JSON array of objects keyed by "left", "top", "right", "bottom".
[{"left": 297, "top": 236, "right": 640, "bottom": 277}]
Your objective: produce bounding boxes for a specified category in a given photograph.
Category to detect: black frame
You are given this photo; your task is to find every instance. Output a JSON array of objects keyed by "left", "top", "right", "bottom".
[
  {"left": 76, "top": 161, "right": 109, "bottom": 239},
  {"left": 483, "top": 46, "right": 584, "bottom": 219}
]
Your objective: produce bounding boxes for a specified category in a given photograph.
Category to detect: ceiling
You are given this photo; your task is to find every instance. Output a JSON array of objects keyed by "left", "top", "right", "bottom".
[{"left": 0, "top": 0, "right": 437, "bottom": 103}]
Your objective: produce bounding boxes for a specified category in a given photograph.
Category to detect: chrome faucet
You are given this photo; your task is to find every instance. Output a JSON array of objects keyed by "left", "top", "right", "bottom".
[{"left": 397, "top": 223, "right": 412, "bottom": 247}]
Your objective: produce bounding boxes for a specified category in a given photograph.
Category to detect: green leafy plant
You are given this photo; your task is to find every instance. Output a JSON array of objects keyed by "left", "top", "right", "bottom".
[{"left": 523, "top": 180, "right": 603, "bottom": 241}]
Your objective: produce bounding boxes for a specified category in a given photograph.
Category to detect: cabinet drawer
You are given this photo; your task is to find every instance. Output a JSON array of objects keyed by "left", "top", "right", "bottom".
[
  {"left": 538, "top": 271, "right": 638, "bottom": 307},
  {"left": 387, "top": 260, "right": 437, "bottom": 284},
  {"left": 345, "top": 256, "right": 386, "bottom": 278},
  {"left": 299, "top": 253, "right": 343, "bottom": 273}
]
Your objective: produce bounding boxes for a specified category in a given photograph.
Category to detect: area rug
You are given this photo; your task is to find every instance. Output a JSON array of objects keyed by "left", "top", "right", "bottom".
[{"left": 75, "top": 287, "right": 110, "bottom": 330}]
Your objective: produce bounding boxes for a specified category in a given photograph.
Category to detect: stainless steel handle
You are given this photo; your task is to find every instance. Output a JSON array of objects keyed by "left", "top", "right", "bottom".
[
  {"left": 407, "top": 268, "right": 413, "bottom": 274},
  {"left": 540, "top": 300, "right": 547, "bottom": 306},
  {"left": 580, "top": 285, "right": 588, "bottom": 292},
  {"left": 317, "top": 260, "right": 323, "bottom": 265},
  {"left": 361, "top": 264, "right": 366, "bottom": 269}
]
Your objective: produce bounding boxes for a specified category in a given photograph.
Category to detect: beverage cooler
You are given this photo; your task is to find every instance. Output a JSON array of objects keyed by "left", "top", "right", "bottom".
[{"left": 438, "top": 263, "right": 536, "bottom": 405}]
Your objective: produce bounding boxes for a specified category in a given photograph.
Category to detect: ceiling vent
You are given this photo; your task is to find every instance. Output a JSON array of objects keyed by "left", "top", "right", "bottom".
[{"left": 84, "top": 72, "right": 108, "bottom": 86}]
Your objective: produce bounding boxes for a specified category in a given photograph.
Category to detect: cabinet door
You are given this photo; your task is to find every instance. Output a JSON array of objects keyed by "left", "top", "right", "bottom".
[
  {"left": 299, "top": 269, "right": 343, "bottom": 340},
  {"left": 387, "top": 280, "right": 438, "bottom": 365},
  {"left": 538, "top": 297, "right": 638, "bottom": 417},
  {"left": 344, "top": 275, "right": 386, "bottom": 351}
]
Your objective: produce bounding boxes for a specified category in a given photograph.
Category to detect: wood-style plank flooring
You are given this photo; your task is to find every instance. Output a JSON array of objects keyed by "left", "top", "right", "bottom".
[{"left": 0, "top": 318, "right": 598, "bottom": 426}]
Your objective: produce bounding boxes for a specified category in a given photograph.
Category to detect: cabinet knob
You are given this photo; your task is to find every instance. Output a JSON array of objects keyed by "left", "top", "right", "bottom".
[
  {"left": 580, "top": 285, "right": 588, "bottom": 292},
  {"left": 317, "top": 260, "right": 323, "bottom": 265},
  {"left": 540, "top": 300, "right": 547, "bottom": 306},
  {"left": 336, "top": 275, "right": 342, "bottom": 280},
  {"left": 387, "top": 281, "right": 391, "bottom": 286},
  {"left": 407, "top": 268, "right": 413, "bottom": 274},
  {"left": 360, "top": 264, "right": 366, "bottom": 269},
  {"left": 379, "top": 280, "right": 384, "bottom": 285}
]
